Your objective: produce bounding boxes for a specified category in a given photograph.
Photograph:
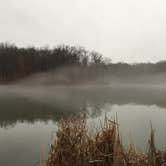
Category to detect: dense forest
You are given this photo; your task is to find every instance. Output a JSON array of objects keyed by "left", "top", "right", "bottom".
[{"left": 0, "top": 43, "right": 166, "bottom": 83}]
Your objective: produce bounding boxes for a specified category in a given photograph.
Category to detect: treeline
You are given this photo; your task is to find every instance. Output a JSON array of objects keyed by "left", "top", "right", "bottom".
[
  {"left": 108, "top": 61, "right": 166, "bottom": 76},
  {"left": 0, "top": 43, "right": 105, "bottom": 82},
  {"left": 0, "top": 43, "right": 166, "bottom": 83}
]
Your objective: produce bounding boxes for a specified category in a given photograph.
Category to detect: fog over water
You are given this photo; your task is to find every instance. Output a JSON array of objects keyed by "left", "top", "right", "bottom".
[{"left": 0, "top": 74, "right": 166, "bottom": 166}]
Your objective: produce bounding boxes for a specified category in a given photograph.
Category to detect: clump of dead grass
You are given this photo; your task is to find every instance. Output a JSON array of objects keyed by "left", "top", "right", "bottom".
[{"left": 43, "top": 115, "right": 166, "bottom": 166}]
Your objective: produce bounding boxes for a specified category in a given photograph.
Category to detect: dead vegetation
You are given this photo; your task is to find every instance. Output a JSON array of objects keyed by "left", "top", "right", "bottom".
[{"left": 40, "top": 115, "right": 166, "bottom": 166}]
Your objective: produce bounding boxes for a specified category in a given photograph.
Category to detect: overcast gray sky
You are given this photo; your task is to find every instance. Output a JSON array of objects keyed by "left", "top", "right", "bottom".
[{"left": 1, "top": 0, "right": 166, "bottom": 63}]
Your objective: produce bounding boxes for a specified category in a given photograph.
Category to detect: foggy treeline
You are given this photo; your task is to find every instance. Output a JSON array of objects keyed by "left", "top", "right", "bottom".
[
  {"left": 0, "top": 43, "right": 166, "bottom": 84},
  {"left": 0, "top": 43, "right": 106, "bottom": 83}
]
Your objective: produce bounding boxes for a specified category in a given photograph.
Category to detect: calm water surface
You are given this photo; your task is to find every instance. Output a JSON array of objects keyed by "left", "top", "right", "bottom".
[{"left": 0, "top": 85, "right": 166, "bottom": 166}]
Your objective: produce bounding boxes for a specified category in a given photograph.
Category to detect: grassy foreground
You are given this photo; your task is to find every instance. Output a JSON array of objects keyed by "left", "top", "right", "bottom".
[{"left": 38, "top": 115, "right": 166, "bottom": 166}]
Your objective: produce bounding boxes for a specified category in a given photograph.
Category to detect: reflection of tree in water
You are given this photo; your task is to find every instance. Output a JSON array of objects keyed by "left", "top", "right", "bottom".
[
  {"left": 0, "top": 86, "right": 166, "bottom": 128},
  {"left": 80, "top": 100, "right": 110, "bottom": 118},
  {"left": 0, "top": 89, "right": 109, "bottom": 128}
]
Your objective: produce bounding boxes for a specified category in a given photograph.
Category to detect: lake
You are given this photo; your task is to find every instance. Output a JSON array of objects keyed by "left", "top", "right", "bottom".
[{"left": 0, "top": 85, "right": 166, "bottom": 166}]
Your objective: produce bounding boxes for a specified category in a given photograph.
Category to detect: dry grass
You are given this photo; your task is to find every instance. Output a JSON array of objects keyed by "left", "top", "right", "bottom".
[{"left": 41, "top": 115, "right": 166, "bottom": 166}]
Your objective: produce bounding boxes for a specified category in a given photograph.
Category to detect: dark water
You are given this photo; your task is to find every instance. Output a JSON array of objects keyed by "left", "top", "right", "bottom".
[{"left": 0, "top": 85, "right": 166, "bottom": 166}]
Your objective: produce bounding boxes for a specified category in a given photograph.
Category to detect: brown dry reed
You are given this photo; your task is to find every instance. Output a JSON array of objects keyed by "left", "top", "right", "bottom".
[{"left": 41, "top": 115, "right": 166, "bottom": 166}]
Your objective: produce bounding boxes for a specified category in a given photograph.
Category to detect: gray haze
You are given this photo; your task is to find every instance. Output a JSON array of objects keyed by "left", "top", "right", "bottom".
[{"left": 1, "top": 0, "right": 166, "bottom": 63}]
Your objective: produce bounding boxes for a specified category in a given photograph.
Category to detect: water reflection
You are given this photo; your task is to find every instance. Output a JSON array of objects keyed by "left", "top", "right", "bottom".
[
  {"left": 0, "top": 86, "right": 166, "bottom": 127},
  {"left": 0, "top": 85, "right": 166, "bottom": 166},
  {"left": 0, "top": 121, "right": 56, "bottom": 166}
]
